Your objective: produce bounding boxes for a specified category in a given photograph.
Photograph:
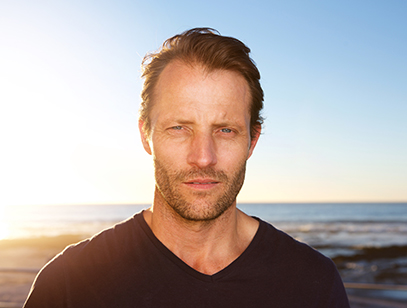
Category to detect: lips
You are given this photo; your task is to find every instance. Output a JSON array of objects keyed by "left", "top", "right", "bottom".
[
  {"left": 183, "top": 179, "right": 220, "bottom": 189},
  {"left": 186, "top": 181, "right": 218, "bottom": 184},
  {"left": 184, "top": 178, "right": 219, "bottom": 184}
]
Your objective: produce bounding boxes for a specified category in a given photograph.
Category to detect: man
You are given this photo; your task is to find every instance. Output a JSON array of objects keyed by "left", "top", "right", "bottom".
[{"left": 24, "top": 28, "right": 349, "bottom": 307}]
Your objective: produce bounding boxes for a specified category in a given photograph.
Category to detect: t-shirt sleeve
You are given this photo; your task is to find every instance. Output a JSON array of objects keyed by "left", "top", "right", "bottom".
[{"left": 23, "top": 254, "right": 67, "bottom": 308}]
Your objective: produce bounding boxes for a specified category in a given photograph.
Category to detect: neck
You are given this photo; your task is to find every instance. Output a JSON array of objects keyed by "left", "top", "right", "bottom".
[{"left": 143, "top": 190, "right": 259, "bottom": 275}]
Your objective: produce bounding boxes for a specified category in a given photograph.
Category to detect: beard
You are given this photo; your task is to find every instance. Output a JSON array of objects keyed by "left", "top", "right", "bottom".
[{"left": 153, "top": 158, "right": 247, "bottom": 222}]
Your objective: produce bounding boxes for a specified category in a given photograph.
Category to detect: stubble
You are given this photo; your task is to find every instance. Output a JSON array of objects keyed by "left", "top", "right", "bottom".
[{"left": 154, "top": 159, "right": 247, "bottom": 222}]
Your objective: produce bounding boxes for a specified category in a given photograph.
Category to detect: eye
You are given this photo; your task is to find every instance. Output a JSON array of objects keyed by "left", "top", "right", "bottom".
[
  {"left": 220, "top": 128, "right": 232, "bottom": 133},
  {"left": 167, "top": 125, "right": 187, "bottom": 136}
]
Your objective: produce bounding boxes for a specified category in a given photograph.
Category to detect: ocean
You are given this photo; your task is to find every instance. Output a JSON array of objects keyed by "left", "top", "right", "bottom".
[
  {"left": 2, "top": 202, "right": 407, "bottom": 302},
  {"left": 2, "top": 203, "right": 407, "bottom": 253}
]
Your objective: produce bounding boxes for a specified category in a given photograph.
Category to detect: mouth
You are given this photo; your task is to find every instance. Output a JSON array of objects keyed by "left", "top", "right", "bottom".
[{"left": 183, "top": 179, "right": 220, "bottom": 189}]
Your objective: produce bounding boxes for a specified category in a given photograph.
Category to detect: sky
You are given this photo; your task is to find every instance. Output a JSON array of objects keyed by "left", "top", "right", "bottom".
[{"left": 1, "top": 0, "right": 406, "bottom": 206}]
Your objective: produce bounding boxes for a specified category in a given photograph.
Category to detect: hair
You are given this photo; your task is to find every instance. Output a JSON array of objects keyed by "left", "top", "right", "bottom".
[{"left": 140, "top": 27, "right": 264, "bottom": 139}]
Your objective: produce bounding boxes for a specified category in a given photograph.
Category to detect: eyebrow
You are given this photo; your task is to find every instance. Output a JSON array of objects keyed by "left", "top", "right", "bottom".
[{"left": 174, "top": 120, "right": 195, "bottom": 125}]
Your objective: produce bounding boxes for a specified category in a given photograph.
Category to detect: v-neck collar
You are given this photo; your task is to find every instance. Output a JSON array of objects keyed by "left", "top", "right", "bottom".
[{"left": 136, "top": 211, "right": 265, "bottom": 283}]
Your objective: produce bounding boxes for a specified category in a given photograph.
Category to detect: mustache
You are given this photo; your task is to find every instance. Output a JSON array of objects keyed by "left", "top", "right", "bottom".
[{"left": 174, "top": 167, "right": 228, "bottom": 182}]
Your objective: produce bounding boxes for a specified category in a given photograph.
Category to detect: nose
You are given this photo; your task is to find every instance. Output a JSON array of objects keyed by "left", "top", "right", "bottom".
[{"left": 187, "top": 132, "right": 217, "bottom": 168}]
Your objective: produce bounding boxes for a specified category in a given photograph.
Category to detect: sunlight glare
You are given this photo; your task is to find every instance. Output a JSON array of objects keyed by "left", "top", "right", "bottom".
[{"left": 0, "top": 205, "right": 12, "bottom": 240}]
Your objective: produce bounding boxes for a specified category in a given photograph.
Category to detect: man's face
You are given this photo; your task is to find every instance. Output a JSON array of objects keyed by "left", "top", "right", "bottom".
[{"left": 140, "top": 61, "right": 260, "bottom": 222}]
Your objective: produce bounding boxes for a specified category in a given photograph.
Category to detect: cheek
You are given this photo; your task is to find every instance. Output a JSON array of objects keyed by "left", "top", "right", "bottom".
[
  {"left": 217, "top": 138, "right": 251, "bottom": 159},
  {"left": 151, "top": 141, "right": 186, "bottom": 167},
  {"left": 216, "top": 146, "right": 249, "bottom": 170}
]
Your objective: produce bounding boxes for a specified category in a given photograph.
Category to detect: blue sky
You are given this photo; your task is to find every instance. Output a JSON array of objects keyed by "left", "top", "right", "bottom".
[{"left": 1, "top": 0, "right": 406, "bottom": 206}]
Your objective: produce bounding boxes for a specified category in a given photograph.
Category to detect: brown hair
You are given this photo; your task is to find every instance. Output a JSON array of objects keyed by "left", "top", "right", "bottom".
[{"left": 140, "top": 28, "right": 264, "bottom": 139}]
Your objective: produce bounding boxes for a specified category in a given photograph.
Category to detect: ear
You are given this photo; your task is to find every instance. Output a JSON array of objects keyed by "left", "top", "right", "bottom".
[
  {"left": 247, "top": 125, "right": 261, "bottom": 160},
  {"left": 138, "top": 120, "right": 152, "bottom": 155}
]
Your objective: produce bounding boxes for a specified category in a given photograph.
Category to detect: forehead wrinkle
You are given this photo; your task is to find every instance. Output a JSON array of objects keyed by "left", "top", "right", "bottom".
[
  {"left": 153, "top": 100, "right": 250, "bottom": 130},
  {"left": 157, "top": 62, "right": 250, "bottom": 103}
]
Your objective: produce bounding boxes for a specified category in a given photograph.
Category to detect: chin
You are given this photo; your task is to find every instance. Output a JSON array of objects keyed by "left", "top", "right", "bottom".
[{"left": 170, "top": 198, "right": 234, "bottom": 223}]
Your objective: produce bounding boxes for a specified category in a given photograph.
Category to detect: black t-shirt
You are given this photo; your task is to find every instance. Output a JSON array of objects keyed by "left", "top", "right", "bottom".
[{"left": 24, "top": 212, "right": 349, "bottom": 307}]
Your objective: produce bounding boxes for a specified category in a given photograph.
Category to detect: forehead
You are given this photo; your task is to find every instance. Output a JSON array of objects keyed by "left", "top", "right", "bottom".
[{"left": 150, "top": 61, "right": 251, "bottom": 124}]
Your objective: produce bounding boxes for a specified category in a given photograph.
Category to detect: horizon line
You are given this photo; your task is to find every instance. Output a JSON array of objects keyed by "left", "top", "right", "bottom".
[{"left": 7, "top": 201, "right": 407, "bottom": 207}]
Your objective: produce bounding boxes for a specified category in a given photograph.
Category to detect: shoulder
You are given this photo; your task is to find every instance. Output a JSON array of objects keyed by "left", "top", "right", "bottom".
[
  {"left": 27, "top": 214, "right": 144, "bottom": 285},
  {"left": 257, "top": 219, "right": 331, "bottom": 264},
  {"left": 255, "top": 218, "right": 343, "bottom": 286},
  {"left": 60, "top": 212, "right": 145, "bottom": 266},
  {"left": 24, "top": 212, "right": 147, "bottom": 307},
  {"left": 247, "top": 219, "right": 349, "bottom": 306}
]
